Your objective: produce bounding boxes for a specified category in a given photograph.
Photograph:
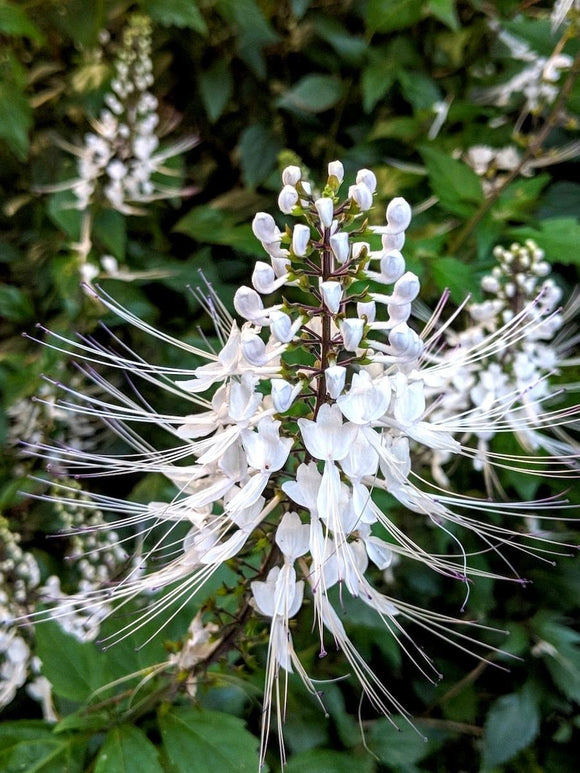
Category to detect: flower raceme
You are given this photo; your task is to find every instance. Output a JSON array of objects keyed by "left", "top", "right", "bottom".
[{"left": 26, "top": 162, "right": 580, "bottom": 767}]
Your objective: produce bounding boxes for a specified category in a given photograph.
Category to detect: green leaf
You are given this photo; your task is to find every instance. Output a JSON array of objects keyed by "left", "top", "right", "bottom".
[
  {"left": 216, "top": 0, "right": 279, "bottom": 78},
  {"left": 430, "top": 256, "right": 474, "bottom": 302},
  {"left": 0, "top": 82, "right": 32, "bottom": 160},
  {"left": 0, "top": 285, "right": 34, "bottom": 322},
  {"left": 238, "top": 124, "right": 282, "bottom": 189},
  {"left": 94, "top": 209, "right": 127, "bottom": 261},
  {"left": 366, "top": 0, "right": 425, "bottom": 32},
  {"left": 159, "top": 707, "right": 260, "bottom": 772},
  {"left": 0, "top": 2, "right": 43, "bottom": 41},
  {"left": 361, "top": 48, "right": 398, "bottom": 113},
  {"left": 398, "top": 70, "right": 441, "bottom": 110},
  {"left": 277, "top": 74, "right": 343, "bottom": 114},
  {"left": 508, "top": 218, "right": 580, "bottom": 265},
  {"left": 367, "top": 716, "right": 445, "bottom": 765},
  {"left": 482, "top": 684, "right": 540, "bottom": 769},
  {"left": 285, "top": 749, "right": 374, "bottom": 773},
  {"left": 47, "top": 190, "right": 82, "bottom": 241},
  {"left": 531, "top": 613, "right": 580, "bottom": 702},
  {"left": 174, "top": 205, "right": 258, "bottom": 254},
  {"left": 94, "top": 726, "right": 164, "bottom": 773},
  {"left": 420, "top": 145, "right": 484, "bottom": 217},
  {"left": 35, "top": 621, "right": 111, "bottom": 702},
  {"left": 428, "top": 0, "right": 459, "bottom": 30},
  {"left": 0, "top": 721, "right": 86, "bottom": 773},
  {"left": 313, "top": 16, "right": 367, "bottom": 66},
  {"left": 199, "top": 60, "right": 233, "bottom": 123},
  {"left": 141, "top": 0, "right": 207, "bottom": 34}
]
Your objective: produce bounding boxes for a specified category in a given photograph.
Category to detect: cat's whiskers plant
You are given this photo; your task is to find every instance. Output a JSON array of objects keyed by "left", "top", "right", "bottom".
[{"left": 24, "top": 162, "right": 580, "bottom": 767}]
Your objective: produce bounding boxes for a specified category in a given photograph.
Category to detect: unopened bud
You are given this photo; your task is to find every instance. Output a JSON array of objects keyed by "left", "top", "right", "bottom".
[
  {"left": 252, "top": 261, "right": 287, "bottom": 294},
  {"left": 271, "top": 379, "right": 301, "bottom": 412},
  {"left": 325, "top": 365, "right": 346, "bottom": 399},
  {"left": 278, "top": 185, "right": 299, "bottom": 214},
  {"left": 392, "top": 271, "right": 420, "bottom": 303},
  {"left": 282, "top": 165, "right": 302, "bottom": 186},
  {"left": 357, "top": 300, "right": 376, "bottom": 323},
  {"left": 330, "top": 232, "right": 350, "bottom": 264},
  {"left": 328, "top": 160, "right": 344, "bottom": 184},
  {"left": 320, "top": 281, "right": 343, "bottom": 314},
  {"left": 252, "top": 212, "right": 278, "bottom": 243},
  {"left": 356, "top": 168, "right": 377, "bottom": 194},
  {"left": 380, "top": 251, "right": 406, "bottom": 284},
  {"left": 269, "top": 310, "right": 302, "bottom": 343},
  {"left": 340, "top": 318, "right": 365, "bottom": 351},
  {"left": 382, "top": 231, "right": 405, "bottom": 251},
  {"left": 233, "top": 286, "right": 268, "bottom": 324},
  {"left": 349, "top": 183, "right": 373, "bottom": 211},
  {"left": 241, "top": 333, "right": 268, "bottom": 366},
  {"left": 292, "top": 224, "right": 310, "bottom": 257},
  {"left": 315, "top": 197, "right": 334, "bottom": 228},
  {"left": 389, "top": 323, "right": 423, "bottom": 360},
  {"left": 386, "top": 197, "right": 412, "bottom": 234}
]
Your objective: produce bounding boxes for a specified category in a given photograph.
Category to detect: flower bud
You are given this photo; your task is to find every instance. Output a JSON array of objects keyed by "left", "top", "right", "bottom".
[
  {"left": 328, "top": 160, "right": 344, "bottom": 184},
  {"left": 352, "top": 242, "right": 369, "bottom": 261},
  {"left": 340, "top": 318, "right": 365, "bottom": 351},
  {"left": 252, "top": 212, "right": 278, "bottom": 243},
  {"left": 330, "top": 232, "right": 350, "bottom": 265},
  {"left": 349, "top": 183, "right": 373, "bottom": 211},
  {"left": 382, "top": 231, "right": 405, "bottom": 251},
  {"left": 481, "top": 275, "right": 500, "bottom": 294},
  {"left": 357, "top": 300, "right": 376, "bottom": 323},
  {"left": 389, "top": 323, "right": 423, "bottom": 360},
  {"left": 392, "top": 271, "right": 420, "bottom": 303},
  {"left": 252, "top": 261, "right": 288, "bottom": 294},
  {"left": 233, "top": 286, "right": 268, "bottom": 325},
  {"left": 271, "top": 379, "right": 301, "bottom": 412},
  {"left": 325, "top": 365, "right": 346, "bottom": 399},
  {"left": 292, "top": 224, "right": 310, "bottom": 257},
  {"left": 320, "top": 281, "right": 343, "bottom": 314},
  {"left": 282, "top": 165, "right": 302, "bottom": 186},
  {"left": 356, "top": 168, "right": 377, "bottom": 194},
  {"left": 387, "top": 302, "right": 411, "bottom": 325},
  {"left": 315, "top": 197, "right": 334, "bottom": 228},
  {"left": 386, "top": 197, "right": 412, "bottom": 234},
  {"left": 269, "top": 310, "right": 299, "bottom": 343},
  {"left": 278, "top": 185, "right": 299, "bottom": 214},
  {"left": 241, "top": 332, "right": 268, "bottom": 366},
  {"left": 380, "top": 251, "right": 406, "bottom": 284}
]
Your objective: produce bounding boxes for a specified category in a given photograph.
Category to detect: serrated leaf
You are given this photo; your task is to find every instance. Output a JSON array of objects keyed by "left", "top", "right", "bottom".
[
  {"left": 0, "top": 2, "right": 43, "bottom": 41},
  {"left": 366, "top": 0, "right": 425, "bottom": 32},
  {"left": 94, "top": 726, "right": 163, "bottom": 773},
  {"left": 278, "top": 75, "right": 343, "bottom": 114},
  {"left": 238, "top": 124, "right": 282, "bottom": 189},
  {"left": 0, "top": 722, "right": 86, "bottom": 773},
  {"left": 35, "top": 621, "right": 111, "bottom": 702},
  {"left": 199, "top": 60, "right": 233, "bottom": 123},
  {"left": 159, "top": 707, "right": 260, "bottom": 772},
  {"left": 508, "top": 218, "right": 580, "bottom": 265},
  {"left": 142, "top": 0, "right": 207, "bottom": 34},
  {"left": 0, "top": 82, "right": 32, "bottom": 160},
  {"left": 482, "top": 685, "right": 540, "bottom": 769},
  {"left": 420, "top": 145, "right": 484, "bottom": 216}
]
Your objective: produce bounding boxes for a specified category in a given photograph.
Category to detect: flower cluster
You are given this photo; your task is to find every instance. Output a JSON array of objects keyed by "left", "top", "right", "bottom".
[
  {"left": 29, "top": 164, "right": 579, "bottom": 766},
  {"left": 477, "top": 24, "right": 573, "bottom": 114},
  {"left": 427, "top": 239, "right": 578, "bottom": 486},
  {"left": 61, "top": 13, "right": 198, "bottom": 217}
]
